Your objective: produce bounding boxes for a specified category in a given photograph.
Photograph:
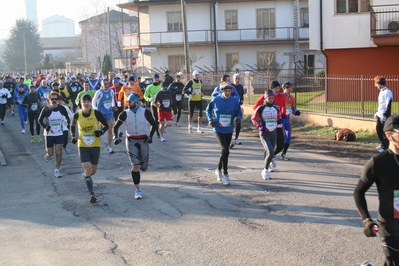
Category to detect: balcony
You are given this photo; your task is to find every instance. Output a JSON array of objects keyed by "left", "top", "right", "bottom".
[
  {"left": 122, "top": 27, "right": 309, "bottom": 50},
  {"left": 370, "top": 4, "right": 399, "bottom": 46}
]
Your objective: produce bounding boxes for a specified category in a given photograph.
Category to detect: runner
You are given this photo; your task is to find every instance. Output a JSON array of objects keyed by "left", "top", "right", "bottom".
[
  {"left": 70, "top": 94, "right": 109, "bottom": 204},
  {"left": 251, "top": 90, "right": 282, "bottom": 180},
  {"left": 57, "top": 97, "right": 73, "bottom": 154},
  {"left": 92, "top": 79, "right": 115, "bottom": 154},
  {"left": 0, "top": 81, "right": 12, "bottom": 125},
  {"left": 36, "top": 80, "right": 52, "bottom": 108},
  {"left": 167, "top": 74, "right": 184, "bottom": 127},
  {"left": 118, "top": 76, "right": 143, "bottom": 109},
  {"left": 184, "top": 70, "right": 204, "bottom": 133},
  {"left": 22, "top": 85, "right": 42, "bottom": 143},
  {"left": 144, "top": 73, "right": 162, "bottom": 137},
  {"left": 3, "top": 76, "right": 16, "bottom": 116},
  {"left": 206, "top": 82, "right": 242, "bottom": 185},
  {"left": 154, "top": 81, "right": 174, "bottom": 142},
  {"left": 75, "top": 81, "right": 94, "bottom": 109},
  {"left": 38, "top": 91, "right": 71, "bottom": 178},
  {"left": 113, "top": 93, "right": 157, "bottom": 200},
  {"left": 14, "top": 84, "right": 29, "bottom": 134},
  {"left": 68, "top": 76, "right": 83, "bottom": 112},
  {"left": 231, "top": 73, "right": 245, "bottom": 146}
]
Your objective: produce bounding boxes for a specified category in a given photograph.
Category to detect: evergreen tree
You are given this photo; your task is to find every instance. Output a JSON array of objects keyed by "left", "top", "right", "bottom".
[
  {"left": 3, "top": 19, "right": 43, "bottom": 71},
  {"left": 102, "top": 54, "right": 113, "bottom": 74}
]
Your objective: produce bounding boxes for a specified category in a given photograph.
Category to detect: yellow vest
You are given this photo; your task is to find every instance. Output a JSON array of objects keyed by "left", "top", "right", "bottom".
[
  {"left": 77, "top": 109, "right": 101, "bottom": 148},
  {"left": 190, "top": 80, "right": 202, "bottom": 101}
]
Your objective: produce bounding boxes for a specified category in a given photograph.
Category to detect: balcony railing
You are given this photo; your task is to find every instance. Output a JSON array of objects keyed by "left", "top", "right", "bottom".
[
  {"left": 370, "top": 4, "right": 399, "bottom": 36},
  {"left": 122, "top": 27, "right": 309, "bottom": 48}
]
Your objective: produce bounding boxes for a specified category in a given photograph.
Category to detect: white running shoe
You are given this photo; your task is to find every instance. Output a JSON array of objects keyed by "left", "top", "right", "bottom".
[
  {"left": 376, "top": 145, "right": 384, "bottom": 150},
  {"left": 161, "top": 136, "right": 166, "bottom": 142},
  {"left": 44, "top": 154, "right": 50, "bottom": 163},
  {"left": 135, "top": 189, "right": 142, "bottom": 199},
  {"left": 261, "top": 168, "right": 271, "bottom": 180},
  {"left": 222, "top": 174, "right": 230, "bottom": 185},
  {"left": 54, "top": 169, "right": 62, "bottom": 178},
  {"left": 24, "top": 121, "right": 27, "bottom": 125},
  {"left": 197, "top": 127, "right": 204, "bottom": 133},
  {"left": 21, "top": 129, "right": 25, "bottom": 134},
  {"left": 215, "top": 169, "right": 223, "bottom": 182},
  {"left": 235, "top": 138, "right": 242, "bottom": 145},
  {"left": 107, "top": 146, "right": 114, "bottom": 154},
  {"left": 188, "top": 125, "right": 192, "bottom": 133},
  {"left": 268, "top": 165, "right": 274, "bottom": 172}
]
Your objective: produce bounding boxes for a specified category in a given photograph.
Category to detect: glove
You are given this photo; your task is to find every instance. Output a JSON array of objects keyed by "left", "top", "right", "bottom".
[
  {"left": 281, "top": 114, "right": 287, "bottom": 119},
  {"left": 45, "top": 126, "right": 51, "bottom": 132},
  {"left": 94, "top": 130, "right": 103, "bottom": 137},
  {"left": 208, "top": 120, "right": 215, "bottom": 127},
  {"left": 146, "top": 136, "right": 153, "bottom": 144},
  {"left": 381, "top": 116, "right": 386, "bottom": 122},
  {"left": 258, "top": 125, "right": 266, "bottom": 131},
  {"left": 71, "top": 137, "right": 77, "bottom": 144},
  {"left": 113, "top": 138, "right": 122, "bottom": 145},
  {"left": 234, "top": 117, "right": 242, "bottom": 124},
  {"left": 277, "top": 118, "right": 284, "bottom": 124},
  {"left": 295, "top": 110, "right": 300, "bottom": 116},
  {"left": 363, "top": 219, "right": 379, "bottom": 237}
]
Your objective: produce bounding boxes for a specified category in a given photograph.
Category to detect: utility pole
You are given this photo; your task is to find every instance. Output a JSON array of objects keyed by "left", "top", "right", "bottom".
[
  {"left": 23, "top": 32, "right": 27, "bottom": 74},
  {"left": 181, "top": 0, "right": 190, "bottom": 75},
  {"left": 107, "top": 7, "right": 113, "bottom": 70}
]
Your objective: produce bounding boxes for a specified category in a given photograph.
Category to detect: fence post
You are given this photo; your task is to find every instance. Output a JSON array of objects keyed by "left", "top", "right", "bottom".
[
  {"left": 324, "top": 74, "right": 327, "bottom": 114},
  {"left": 361, "top": 75, "right": 365, "bottom": 118}
]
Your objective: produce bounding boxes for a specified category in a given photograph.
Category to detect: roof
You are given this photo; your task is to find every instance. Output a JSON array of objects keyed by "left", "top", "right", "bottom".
[
  {"left": 117, "top": 0, "right": 250, "bottom": 11},
  {"left": 42, "top": 14, "right": 74, "bottom": 23},
  {"left": 79, "top": 9, "right": 137, "bottom": 24},
  {"left": 40, "top": 36, "right": 80, "bottom": 49}
]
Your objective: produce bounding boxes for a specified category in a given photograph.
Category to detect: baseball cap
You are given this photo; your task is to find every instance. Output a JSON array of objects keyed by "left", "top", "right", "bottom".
[
  {"left": 192, "top": 70, "right": 199, "bottom": 76},
  {"left": 383, "top": 114, "right": 399, "bottom": 132},
  {"left": 152, "top": 73, "right": 159, "bottom": 79},
  {"left": 283, "top": 81, "right": 292, "bottom": 88},
  {"left": 82, "top": 94, "right": 92, "bottom": 102}
]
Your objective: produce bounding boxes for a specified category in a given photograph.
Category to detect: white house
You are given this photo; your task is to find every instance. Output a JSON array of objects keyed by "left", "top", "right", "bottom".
[
  {"left": 41, "top": 15, "right": 75, "bottom": 38},
  {"left": 117, "top": 0, "right": 321, "bottom": 78},
  {"left": 309, "top": 0, "right": 399, "bottom": 76}
]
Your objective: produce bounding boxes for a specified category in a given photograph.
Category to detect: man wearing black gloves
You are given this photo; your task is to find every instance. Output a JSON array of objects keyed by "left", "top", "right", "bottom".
[
  {"left": 168, "top": 74, "right": 185, "bottom": 127},
  {"left": 354, "top": 114, "right": 399, "bottom": 265},
  {"left": 113, "top": 93, "right": 157, "bottom": 200},
  {"left": 70, "top": 94, "right": 108, "bottom": 204}
]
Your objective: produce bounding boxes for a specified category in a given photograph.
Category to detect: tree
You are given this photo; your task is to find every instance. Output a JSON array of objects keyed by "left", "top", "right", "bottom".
[
  {"left": 42, "top": 54, "right": 53, "bottom": 69},
  {"left": 102, "top": 54, "right": 113, "bottom": 74},
  {"left": 3, "top": 19, "right": 43, "bottom": 71}
]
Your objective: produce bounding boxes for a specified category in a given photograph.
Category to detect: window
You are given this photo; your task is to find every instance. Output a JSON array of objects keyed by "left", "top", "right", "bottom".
[
  {"left": 256, "top": 52, "right": 277, "bottom": 71},
  {"left": 168, "top": 55, "right": 185, "bottom": 73},
  {"left": 225, "top": 10, "right": 238, "bottom": 30},
  {"left": 336, "top": 0, "right": 370, "bottom": 14},
  {"left": 301, "top": 8, "right": 309, "bottom": 27},
  {"left": 167, "top": 12, "right": 182, "bottom": 32},
  {"left": 256, "top": 9, "right": 276, "bottom": 39},
  {"left": 226, "top": 53, "right": 239, "bottom": 71},
  {"left": 304, "top": 54, "right": 315, "bottom": 74}
]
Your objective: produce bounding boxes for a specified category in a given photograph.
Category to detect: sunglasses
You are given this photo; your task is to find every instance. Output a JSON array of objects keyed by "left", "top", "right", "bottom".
[{"left": 50, "top": 98, "right": 58, "bottom": 101}]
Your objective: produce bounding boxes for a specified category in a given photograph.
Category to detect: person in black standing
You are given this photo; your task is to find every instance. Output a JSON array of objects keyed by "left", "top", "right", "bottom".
[
  {"left": 231, "top": 73, "right": 244, "bottom": 146},
  {"left": 374, "top": 76, "right": 393, "bottom": 153},
  {"left": 354, "top": 114, "right": 399, "bottom": 265}
]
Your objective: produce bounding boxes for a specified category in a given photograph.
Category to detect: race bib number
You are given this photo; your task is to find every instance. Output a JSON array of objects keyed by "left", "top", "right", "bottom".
[
  {"left": 219, "top": 114, "right": 231, "bottom": 127},
  {"left": 71, "top": 86, "right": 77, "bottom": 92},
  {"left": 162, "top": 99, "right": 170, "bottom": 108},
  {"left": 266, "top": 119, "right": 277, "bottom": 129},
  {"left": 49, "top": 121, "right": 61, "bottom": 134},
  {"left": 17, "top": 98, "right": 23, "bottom": 104},
  {"left": 103, "top": 100, "right": 112, "bottom": 109},
  {"left": 175, "top": 94, "right": 182, "bottom": 101},
  {"left": 194, "top": 89, "right": 200, "bottom": 95},
  {"left": 394, "top": 190, "right": 399, "bottom": 218},
  {"left": 43, "top": 93, "right": 49, "bottom": 99},
  {"left": 82, "top": 133, "right": 95, "bottom": 146},
  {"left": 31, "top": 103, "right": 38, "bottom": 111}
]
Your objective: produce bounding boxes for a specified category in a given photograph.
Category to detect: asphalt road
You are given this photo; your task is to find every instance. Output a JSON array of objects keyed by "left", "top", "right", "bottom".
[{"left": 0, "top": 109, "right": 383, "bottom": 266}]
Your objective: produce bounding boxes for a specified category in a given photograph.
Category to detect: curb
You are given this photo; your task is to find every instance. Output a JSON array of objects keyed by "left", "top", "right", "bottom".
[{"left": 0, "top": 149, "right": 6, "bottom": 166}]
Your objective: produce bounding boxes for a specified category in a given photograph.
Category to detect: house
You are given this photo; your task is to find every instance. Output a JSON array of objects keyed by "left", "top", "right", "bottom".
[
  {"left": 78, "top": 9, "right": 138, "bottom": 70},
  {"left": 41, "top": 15, "right": 75, "bottom": 38},
  {"left": 117, "top": 0, "right": 322, "bottom": 80},
  {"left": 40, "top": 36, "right": 81, "bottom": 64},
  {"left": 309, "top": 0, "right": 399, "bottom": 76}
]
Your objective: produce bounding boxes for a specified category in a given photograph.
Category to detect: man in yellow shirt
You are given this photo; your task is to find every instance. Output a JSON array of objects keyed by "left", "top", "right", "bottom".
[{"left": 183, "top": 70, "right": 204, "bottom": 133}]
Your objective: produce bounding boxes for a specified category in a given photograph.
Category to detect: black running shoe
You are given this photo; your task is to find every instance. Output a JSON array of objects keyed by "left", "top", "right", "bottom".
[{"left": 90, "top": 195, "right": 98, "bottom": 204}]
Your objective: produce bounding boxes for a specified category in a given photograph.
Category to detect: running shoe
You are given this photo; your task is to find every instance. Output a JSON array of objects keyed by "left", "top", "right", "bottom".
[
  {"left": 188, "top": 125, "right": 192, "bottom": 133},
  {"left": 280, "top": 154, "right": 290, "bottom": 161},
  {"left": 271, "top": 158, "right": 277, "bottom": 168},
  {"left": 44, "top": 154, "right": 50, "bottom": 163},
  {"left": 11, "top": 111, "right": 14, "bottom": 116},
  {"left": 134, "top": 189, "right": 142, "bottom": 200},
  {"left": 174, "top": 122, "right": 178, "bottom": 127},
  {"left": 37, "top": 136, "right": 43, "bottom": 142},
  {"left": 90, "top": 195, "right": 98, "bottom": 204},
  {"left": 24, "top": 121, "right": 27, "bottom": 125},
  {"left": 21, "top": 129, "right": 25, "bottom": 134},
  {"left": 197, "top": 127, "right": 204, "bottom": 133},
  {"left": 235, "top": 138, "right": 242, "bottom": 145},
  {"left": 230, "top": 140, "right": 236, "bottom": 149},
  {"left": 376, "top": 145, "right": 384, "bottom": 150},
  {"left": 268, "top": 165, "right": 274, "bottom": 172},
  {"left": 107, "top": 146, "right": 114, "bottom": 154},
  {"left": 54, "top": 169, "right": 62, "bottom": 178},
  {"left": 222, "top": 174, "right": 230, "bottom": 186},
  {"left": 261, "top": 169, "right": 271, "bottom": 180},
  {"left": 31, "top": 136, "right": 35, "bottom": 143},
  {"left": 1, "top": 121, "right": 4, "bottom": 125},
  {"left": 215, "top": 169, "right": 223, "bottom": 182},
  {"left": 160, "top": 136, "right": 166, "bottom": 142}
]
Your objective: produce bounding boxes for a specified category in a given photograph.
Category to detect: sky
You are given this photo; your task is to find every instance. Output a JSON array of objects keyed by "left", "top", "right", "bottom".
[{"left": 0, "top": 0, "right": 126, "bottom": 40}]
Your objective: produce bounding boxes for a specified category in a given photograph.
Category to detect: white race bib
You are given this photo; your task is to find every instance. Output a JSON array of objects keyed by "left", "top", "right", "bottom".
[
  {"left": 162, "top": 99, "right": 170, "bottom": 108},
  {"left": 49, "top": 121, "right": 62, "bottom": 134},
  {"left": 82, "top": 133, "right": 95, "bottom": 146},
  {"left": 219, "top": 114, "right": 231, "bottom": 127},
  {"left": 103, "top": 100, "right": 112, "bottom": 109},
  {"left": 175, "top": 94, "right": 182, "bottom": 101},
  {"left": 31, "top": 103, "right": 38, "bottom": 111}
]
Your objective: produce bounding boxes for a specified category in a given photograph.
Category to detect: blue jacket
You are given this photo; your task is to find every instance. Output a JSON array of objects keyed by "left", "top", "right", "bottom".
[
  {"left": 211, "top": 85, "right": 239, "bottom": 99},
  {"left": 14, "top": 90, "right": 29, "bottom": 107},
  {"left": 206, "top": 96, "right": 242, "bottom": 134}
]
